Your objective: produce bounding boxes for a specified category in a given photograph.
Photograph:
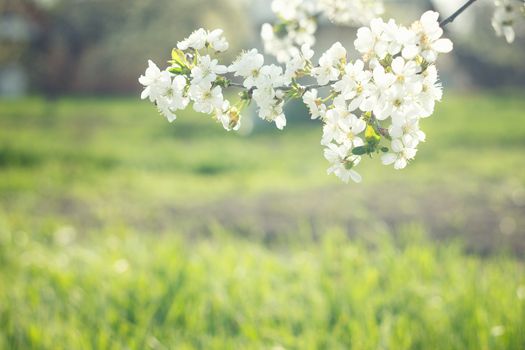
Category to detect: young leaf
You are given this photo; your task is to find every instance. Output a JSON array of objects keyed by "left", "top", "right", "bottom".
[{"left": 352, "top": 146, "right": 368, "bottom": 155}]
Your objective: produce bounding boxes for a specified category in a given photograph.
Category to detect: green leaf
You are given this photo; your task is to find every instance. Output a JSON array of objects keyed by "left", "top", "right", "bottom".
[
  {"left": 168, "top": 67, "right": 183, "bottom": 74},
  {"left": 171, "top": 49, "right": 189, "bottom": 68},
  {"left": 352, "top": 146, "right": 368, "bottom": 156}
]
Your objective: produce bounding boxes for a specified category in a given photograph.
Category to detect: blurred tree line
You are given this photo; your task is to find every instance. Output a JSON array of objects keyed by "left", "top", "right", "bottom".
[{"left": 0, "top": 0, "right": 248, "bottom": 96}]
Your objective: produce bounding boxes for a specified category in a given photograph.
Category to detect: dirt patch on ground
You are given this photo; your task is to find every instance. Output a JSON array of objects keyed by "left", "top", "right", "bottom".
[
  {"left": 153, "top": 182, "right": 525, "bottom": 256},
  {"left": 18, "top": 181, "right": 525, "bottom": 256}
]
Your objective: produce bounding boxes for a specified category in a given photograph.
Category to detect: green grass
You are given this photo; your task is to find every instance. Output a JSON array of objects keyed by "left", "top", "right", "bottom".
[
  {"left": 1, "top": 226, "right": 524, "bottom": 349},
  {"left": 0, "top": 92, "right": 525, "bottom": 349}
]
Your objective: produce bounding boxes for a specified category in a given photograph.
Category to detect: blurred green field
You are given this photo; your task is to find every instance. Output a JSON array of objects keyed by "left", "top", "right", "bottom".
[{"left": 0, "top": 93, "right": 524, "bottom": 349}]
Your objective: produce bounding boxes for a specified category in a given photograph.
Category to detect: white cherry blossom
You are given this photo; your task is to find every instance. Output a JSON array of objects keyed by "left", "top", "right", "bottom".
[
  {"left": 381, "top": 139, "right": 417, "bottom": 170},
  {"left": 229, "top": 49, "right": 265, "bottom": 89},
  {"left": 354, "top": 18, "right": 390, "bottom": 60},
  {"left": 333, "top": 59, "right": 372, "bottom": 109},
  {"left": 418, "top": 66, "right": 443, "bottom": 117},
  {"left": 312, "top": 42, "right": 346, "bottom": 85},
  {"left": 338, "top": 114, "right": 367, "bottom": 148},
  {"left": 190, "top": 55, "right": 227, "bottom": 88},
  {"left": 207, "top": 29, "right": 229, "bottom": 52},
  {"left": 216, "top": 101, "right": 241, "bottom": 131},
  {"left": 413, "top": 11, "right": 453, "bottom": 63},
  {"left": 303, "top": 89, "right": 326, "bottom": 120},
  {"left": 139, "top": 60, "right": 172, "bottom": 102},
  {"left": 318, "top": 0, "right": 384, "bottom": 26},
  {"left": 177, "top": 28, "right": 229, "bottom": 52},
  {"left": 492, "top": 0, "right": 525, "bottom": 43},
  {"left": 284, "top": 44, "right": 314, "bottom": 81},
  {"left": 177, "top": 28, "right": 207, "bottom": 51},
  {"left": 321, "top": 108, "right": 347, "bottom": 146},
  {"left": 324, "top": 143, "right": 362, "bottom": 183},
  {"left": 190, "top": 85, "right": 224, "bottom": 114}
]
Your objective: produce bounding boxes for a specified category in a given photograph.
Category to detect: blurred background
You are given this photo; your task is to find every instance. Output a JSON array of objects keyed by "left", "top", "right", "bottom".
[
  {"left": 1, "top": 0, "right": 524, "bottom": 97},
  {"left": 0, "top": 0, "right": 524, "bottom": 349}
]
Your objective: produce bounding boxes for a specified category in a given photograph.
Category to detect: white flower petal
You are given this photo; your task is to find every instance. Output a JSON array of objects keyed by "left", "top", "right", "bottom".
[{"left": 432, "top": 39, "right": 453, "bottom": 53}]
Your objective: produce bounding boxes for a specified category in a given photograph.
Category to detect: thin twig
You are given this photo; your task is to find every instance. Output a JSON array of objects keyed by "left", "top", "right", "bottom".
[
  {"left": 229, "top": 81, "right": 323, "bottom": 92},
  {"left": 303, "top": 84, "right": 325, "bottom": 91},
  {"left": 228, "top": 82, "right": 246, "bottom": 89},
  {"left": 439, "top": 0, "right": 480, "bottom": 27}
]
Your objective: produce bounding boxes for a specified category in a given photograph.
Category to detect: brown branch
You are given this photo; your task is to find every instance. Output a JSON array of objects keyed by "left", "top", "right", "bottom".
[{"left": 439, "top": 0, "right": 480, "bottom": 27}]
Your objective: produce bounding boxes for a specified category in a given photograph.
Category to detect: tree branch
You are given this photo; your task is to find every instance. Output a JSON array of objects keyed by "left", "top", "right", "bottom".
[{"left": 439, "top": 0, "right": 480, "bottom": 27}]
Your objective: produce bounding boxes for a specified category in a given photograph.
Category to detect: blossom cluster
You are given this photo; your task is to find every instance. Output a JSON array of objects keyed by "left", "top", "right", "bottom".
[
  {"left": 262, "top": 0, "right": 383, "bottom": 63},
  {"left": 317, "top": 0, "right": 384, "bottom": 25},
  {"left": 302, "top": 11, "right": 452, "bottom": 182},
  {"left": 139, "top": 29, "right": 240, "bottom": 130},
  {"left": 261, "top": 0, "right": 317, "bottom": 63},
  {"left": 492, "top": 0, "right": 525, "bottom": 43},
  {"left": 140, "top": 11, "right": 453, "bottom": 184},
  {"left": 229, "top": 44, "right": 315, "bottom": 129},
  {"left": 139, "top": 28, "right": 317, "bottom": 131}
]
